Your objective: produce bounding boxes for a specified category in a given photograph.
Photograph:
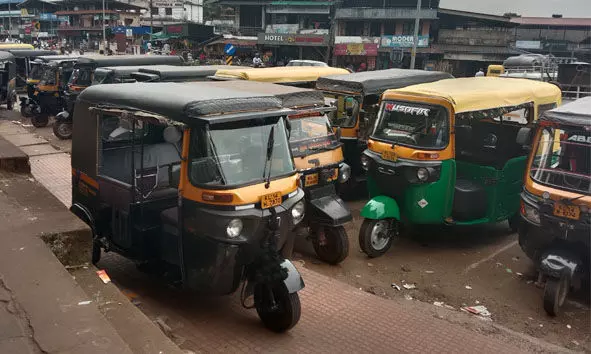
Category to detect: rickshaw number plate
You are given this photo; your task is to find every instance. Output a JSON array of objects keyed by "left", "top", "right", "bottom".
[
  {"left": 305, "top": 173, "right": 319, "bottom": 187},
  {"left": 381, "top": 150, "right": 397, "bottom": 162},
  {"left": 553, "top": 203, "right": 580, "bottom": 220},
  {"left": 261, "top": 192, "right": 282, "bottom": 209}
]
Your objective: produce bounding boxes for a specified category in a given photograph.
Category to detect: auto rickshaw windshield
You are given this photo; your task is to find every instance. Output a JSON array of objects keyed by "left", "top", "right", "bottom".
[
  {"left": 29, "top": 62, "right": 43, "bottom": 80},
  {"left": 188, "top": 117, "right": 295, "bottom": 186},
  {"left": 372, "top": 101, "right": 450, "bottom": 149},
  {"left": 530, "top": 125, "right": 591, "bottom": 195},
  {"left": 92, "top": 69, "right": 110, "bottom": 85},
  {"left": 68, "top": 67, "right": 92, "bottom": 86},
  {"left": 326, "top": 95, "right": 360, "bottom": 128},
  {"left": 289, "top": 113, "right": 339, "bottom": 157},
  {"left": 39, "top": 66, "right": 57, "bottom": 85}
]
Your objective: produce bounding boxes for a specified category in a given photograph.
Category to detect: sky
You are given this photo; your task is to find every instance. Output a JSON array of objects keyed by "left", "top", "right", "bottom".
[{"left": 439, "top": 0, "right": 591, "bottom": 17}]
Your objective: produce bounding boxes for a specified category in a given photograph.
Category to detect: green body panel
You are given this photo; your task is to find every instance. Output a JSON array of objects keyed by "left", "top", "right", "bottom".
[
  {"left": 360, "top": 195, "right": 401, "bottom": 220},
  {"left": 455, "top": 156, "right": 526, "bottom": 224}
]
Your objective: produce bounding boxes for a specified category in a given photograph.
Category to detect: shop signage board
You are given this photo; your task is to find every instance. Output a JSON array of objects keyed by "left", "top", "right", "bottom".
[
  {"left": 153, "top": 1, "right": 184, "bottom": 7},
  {"left": 516, "top": 40, "right": 541, "bottom": 50},
  {"left": 333, "top": 43, "right": 378, "bottom": 56},
  {"left": 381, "top": 35, "right": 429, "bottom": 48},
  {"left": 257, "top": 33, "right": 329, "bottom": 47}
]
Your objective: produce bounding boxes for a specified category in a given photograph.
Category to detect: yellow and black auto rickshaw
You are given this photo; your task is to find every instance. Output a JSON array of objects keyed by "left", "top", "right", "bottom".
[
  {"left": 21, "top": 58, "right": 78, "bottom": 127},
  {"left": 0, "top": 51, "right": 17, "bottom": 110},
  {"left": 210, "top": 66, "right": 349, "bottom": 88},
  {"left": 518, "top": 96, "right": 590, "bottom": 316},
  {"left": 316, "top": 69, "right": 453, "bottom": 191},
  {"left": 71, "top": 82, "right": 306, "bottom": 332},
  {"left": 21, "top": 55, "right": 76, "bottom": 102},
  {"left": 218, "top": 80, "right": 352, "bottom": 264},
  {"left": 6, "top": 49, "right": 57, "bottom": 89}
]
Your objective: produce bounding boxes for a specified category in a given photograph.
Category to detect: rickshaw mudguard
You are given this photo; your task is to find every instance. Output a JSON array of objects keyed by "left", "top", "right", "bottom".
[
  {"left": 540, "top": 251, "right": 580, "bottom": 280},
  {"left": 308, "top": 194, "right": 352, "bottom": 226},
  {"left": 360, "top": 196, "right": 401, "bottom": 220},
  {"left": 281, "top": 259, "right": 305, "bottom": 294}
]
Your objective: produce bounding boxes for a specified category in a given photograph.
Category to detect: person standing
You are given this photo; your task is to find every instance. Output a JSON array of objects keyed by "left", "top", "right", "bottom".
[{"left": 475, "top": 68, "right": 485, "bottom": 77}]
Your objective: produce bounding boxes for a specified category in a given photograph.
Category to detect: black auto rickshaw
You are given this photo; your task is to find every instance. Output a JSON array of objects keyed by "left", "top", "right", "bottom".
[
  {"left": 21, "top": 55, "right": 78, "bottom": 102},
  {"left": 22, "top": 58, "right": 77, "bottom": 127},
  {"left": 316, "top": 69, "right": 453, "bottom": 192},
  {"left": 131, "top": 65, "right": 250, "bottom": 82},
  {"left": 218, "top": 80, "right": 352, "bottom": 264},
  {"left": 518, "top": 96, "right": 591, "bottom": 316},
  {"left": 71, "top": 82, "right": 306, "bottom": 332},
  {"left": 0, "top": 52, "right": 17, "bottom": 110},
  {"left": 6, "top": 49, "right": 57, "bottom": 89},
  {"left": 58, "top": 55, "right": 184, "bottom": 139}
]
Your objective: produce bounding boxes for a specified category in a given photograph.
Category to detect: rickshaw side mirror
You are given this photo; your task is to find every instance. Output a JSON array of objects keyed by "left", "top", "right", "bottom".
[
  {"left": 163, "top": 126, "right": 182, "bottom": 144},
  {"left": 516, "top": 127, "right": 532, "bottom": 148}
]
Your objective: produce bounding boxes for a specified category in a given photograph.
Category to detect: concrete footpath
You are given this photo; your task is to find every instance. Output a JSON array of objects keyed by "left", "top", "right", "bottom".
[{"left": 0, "top": 119, "right": 571, "bottom": 353}]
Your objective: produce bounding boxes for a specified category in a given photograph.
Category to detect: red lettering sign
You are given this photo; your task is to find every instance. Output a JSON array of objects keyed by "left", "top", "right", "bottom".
[{"left": 167, "top": 25, "right": 183, "bottom": 34}]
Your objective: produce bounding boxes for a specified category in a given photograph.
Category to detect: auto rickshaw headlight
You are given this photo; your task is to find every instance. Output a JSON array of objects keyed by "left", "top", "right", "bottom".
[
  {"left": 360, "top": 155, "right": 370, "bottom": 171},
  {"left": 521, "top": 203, "right": 540, "bottom": 225},
  {"left": 226, "top": 219, "right": 243, "bottom": 238},
  {"left": 338, "top": 163, "right": 351, "bottom": 183},
  {"left": 417, "top": 167, "right": 429, "bottom": 182},
  {"left": 292, "top": 200, "right": 305, "bottom": 225}
]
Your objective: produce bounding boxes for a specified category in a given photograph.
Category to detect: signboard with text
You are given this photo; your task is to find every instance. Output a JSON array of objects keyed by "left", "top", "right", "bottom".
[
  {"left": 153, "top": 1, "right": 183, "bottom": 7},
  {"left": 381, "top": 35, "right": 429, "bottom": 48},
  {"left": 257, "top": 33, "right": 329, "bottom": 47},
  {"left": 334, "top": 43, "right": 378, "bottom": 56}
]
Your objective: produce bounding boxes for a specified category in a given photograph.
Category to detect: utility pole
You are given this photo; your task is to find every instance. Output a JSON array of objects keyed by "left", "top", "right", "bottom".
[
  {"left": 150, "top": 0, "right": 154, "bottom": 42},
  {"left": 8, "top": 0, "right": 11, "bottom": 41},
  {"left": 325, "top": 0, "right": 338, "bottom": 64},
  {"left": 102, "top": 0, "right": 107, "bottom": 51},
  {"left": 409, "top": 0, "right": 421, "bottom": 69}
]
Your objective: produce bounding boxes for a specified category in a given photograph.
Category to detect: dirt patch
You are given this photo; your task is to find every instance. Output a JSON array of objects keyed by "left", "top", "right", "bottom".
[{"left": 40, "top": 229, "right": 93, "bottom": 267}]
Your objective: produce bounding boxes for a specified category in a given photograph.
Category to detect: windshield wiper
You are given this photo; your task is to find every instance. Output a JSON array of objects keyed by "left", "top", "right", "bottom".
[{"left": 263, "top": 125, "right": 275, "bottom": 189}]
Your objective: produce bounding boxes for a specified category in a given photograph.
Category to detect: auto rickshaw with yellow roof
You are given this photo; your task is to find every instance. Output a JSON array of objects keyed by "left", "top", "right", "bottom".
[
  {"left": 517, "top": 96, "right": 590, "bottom": 316},
  {"left": 357, "top": 77, "right": 562, "bottom": 257},
  {"left": 70, "top": 81, "right": 306, "bottom": 332},
  {"left": 210, "top": 66, "right": 349, "bottom": 88}
]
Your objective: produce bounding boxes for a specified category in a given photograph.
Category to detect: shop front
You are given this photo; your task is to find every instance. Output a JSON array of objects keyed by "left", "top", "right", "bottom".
[
  {"left": 333, "top": 37, "right": 379, "bottom": 71},
  {"left": 157, "top": 23, "right": 215, "bottom": 56},
  {"left": 205, "top": 35, "right": 258, "bottom": 63},
  {"left": 378, "top": 34, "right": 433, "bottom": 70},
  {"left": 257, "top": 33, "right": 329, "bottom": 66}
]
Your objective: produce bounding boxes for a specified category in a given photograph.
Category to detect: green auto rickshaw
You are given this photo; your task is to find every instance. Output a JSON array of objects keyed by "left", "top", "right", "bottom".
[{"left": 358, "top": 77, "right": 562, "bottom": 257}]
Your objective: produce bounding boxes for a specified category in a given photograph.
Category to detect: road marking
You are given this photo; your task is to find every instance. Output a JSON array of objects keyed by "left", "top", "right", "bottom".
[{"left": 463, "top": 240, "right": 518, "bottom": 274}]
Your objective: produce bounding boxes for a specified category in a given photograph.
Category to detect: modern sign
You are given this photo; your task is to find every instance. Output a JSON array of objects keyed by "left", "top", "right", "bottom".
[
  {"left": 381, "top": 35, "right": 429, "bottom": 48},
  {"left": 224, "top": 43, "right": 236, "bottom": 55},
  {"left": 153, "top": 1, "right": 183, "bottom": 7},
  {"left": 257, "top": 33, "right": 329, "bottom": 47},
  {"left": 516, "top": 40, "right": 541, "bottom": 50}
]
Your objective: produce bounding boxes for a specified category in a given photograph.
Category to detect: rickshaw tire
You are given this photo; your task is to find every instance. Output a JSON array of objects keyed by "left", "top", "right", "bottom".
[
  {"left": 254, "top": 283, "right": 301, "bottom": 333},
  {"left": 313, "top": 226, "right": 349, "bottom": 265},
  {"left": 91, "top": 242, "right": 101, "bottom": 265},
  {"left": 53, "top": 121, "right": 73, "bottom": 140},
  {"left": 508, "top": 214, "right": 521, "bottom": 233},
  {"left": 543, "top": 276, "right": 568, "bottom": 316},
  {"left": 6, "top": 97, "right": 14, "bottom": 111},
  {"left": 359, "top": 219, "right": 393, "bottom": 258},
  {"left": 31, "top": 114, "right": 49, "bottom": 128}
]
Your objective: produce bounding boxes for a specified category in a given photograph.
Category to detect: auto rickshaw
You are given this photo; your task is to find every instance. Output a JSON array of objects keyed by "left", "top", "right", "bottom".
[
  {"left": 22, "top": 55, "right": 78, "bottom": 102},
  {"left": 6, "top": 49, "right": 57, "bottom": 89},
  {"left": 358, "top": 77, "right": 562, "bottom": 257},
  {"left": 0, "top": 52, "right": 17, "bottom": 110},
  {"left": 0, "top": 43, "right": 34, "bottom": 50},
  {"left": 58, "top": 55, "right": 184, "bottom": 139},
  {"left": 316, "top": 69, "right": 453, "bottom": 191},
  {"left": 518, "top": 96, "right": 590, "bottom": 316},
  {"left": 486, "top": 64, "right": 504, "bottom": 77},
  {"left": 70, "top": 82, "right": 306, "bottom": 332},
  {"left": 131, "top": 65, "right": 250, "bottom": 82},
  {"left": 217, "top": 80, "right": 352, "bottom": 264},
  {"left": 210, "top": 66, "right": 349, "bottom": 88},
  {"left": 22, "top": 58, "right": 77, "bottom": 127}
]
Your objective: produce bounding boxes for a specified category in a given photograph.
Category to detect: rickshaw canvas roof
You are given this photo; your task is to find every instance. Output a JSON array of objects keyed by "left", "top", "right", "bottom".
[
  {"left": 75, "top": 55, "right": 184, "bottom": 67},
  {"left": 7, "top": 49, "right": 58, "bottom": 58},
  {"left": 212, "top": 66, "right": 349, "bottom": 84},
  {"left": 390, "top": 77, "right": 562, "bottom": 114},
  {"left": 98, "top": 65, "right": 165, "bottom": 76},
  {"left": 0, "top": 51, "right": 14, "bottom": 61},
  {"left": 138, "top": 65, "right": 251, "bottom": 80},
  {"left": 208, "top": 80, "right": 326, "bottom": 109},
  {"left": 541, "top": 96, "right": 591, "bottom": 127},
  {"left": 78, "top": 82, "right": 287, "bottom": 124},
  {"left": 34, "top": 55, "right": 80, "bottom": 62},
  {"left": 316, "top": 69, "right": 453, "bottom": 96}
]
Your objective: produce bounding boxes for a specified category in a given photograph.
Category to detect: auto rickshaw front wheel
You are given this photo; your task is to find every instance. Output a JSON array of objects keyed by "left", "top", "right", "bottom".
[
  {"left": 359, "top": 218, "right": 395, "bottom": 258},
  {"left": 53, "top": 121, "right": 73, "bottom": 140},
  {"left": 312, "top": 225, "right": 349, "bottom": 265},
  {"left": 31, "top": 114, "right": 49, "bottom": 128},
  {"left": 543, "top": 275, "right": 569, "bottom": 316},
  {"left": 254, "top": 282, "right": 301, "bottom": 332}
]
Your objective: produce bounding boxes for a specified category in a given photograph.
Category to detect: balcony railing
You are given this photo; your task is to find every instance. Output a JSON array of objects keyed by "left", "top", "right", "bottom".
[
  {"left": 437, "top": 29, "right": 513, "bottom": 47},
  {"left": 335, "top": 7, "right": 437, "bottom": 20}
]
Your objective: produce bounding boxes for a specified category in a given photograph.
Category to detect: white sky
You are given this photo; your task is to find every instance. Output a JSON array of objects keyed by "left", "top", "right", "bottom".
[{"left": 439, "top": 0, "right": 591, "bottom": 17}]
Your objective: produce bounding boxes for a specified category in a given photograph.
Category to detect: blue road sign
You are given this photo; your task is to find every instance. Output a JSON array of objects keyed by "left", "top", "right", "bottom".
[{"left": 224, "top": 43, "right": 236, "bottom": 56}]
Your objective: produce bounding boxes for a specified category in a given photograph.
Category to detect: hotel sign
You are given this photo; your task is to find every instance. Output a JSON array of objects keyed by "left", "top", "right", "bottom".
[{"left": 257, "top": 33, "right": 329, "bottom": 47}]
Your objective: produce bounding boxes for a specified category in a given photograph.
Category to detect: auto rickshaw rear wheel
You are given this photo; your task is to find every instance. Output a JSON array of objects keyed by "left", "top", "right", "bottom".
[
  {"left": 359, "top": 218, "right": 394, "bottom": 258},
  {"left": 31, "top": 114, "right": 49, "bottom": 128},
  {"left": 508, "top": 213, "right": 521, "bottom": 233},
  {"left": 53, "top": 121, "right": 73, "bottom": 140},
  {"left": 543, "top": 276, "right": 569, "bottom": 316},
  {"left": 312, "top": 226, "right": 349, "bottom": 265},
  {"left": 254, "top": 282, "right": 301, "bottom": 332},
  {"left": 6, "top": 94, "right": 15, "bottom": 111}
]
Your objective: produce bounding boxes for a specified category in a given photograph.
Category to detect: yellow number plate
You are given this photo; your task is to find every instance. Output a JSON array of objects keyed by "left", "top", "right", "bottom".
[
  {"left": 381, "top": 150, "right": 397, "bottom": 162},
  {"left": 305, "top": 173, "right": 319, "bottom": 187},
  {"left": 261, "top": 192, "right": 282, "bottom": 209},
  {"left": 553, "top": 203, "right": 580, "bottom": 220}
]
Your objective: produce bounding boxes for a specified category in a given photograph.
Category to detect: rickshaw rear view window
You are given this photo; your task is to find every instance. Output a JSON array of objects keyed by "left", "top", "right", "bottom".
[
  {"left": 327, "top": 95, "right": 360, "bottom": 128},
  {"left": 289, "top": 113, "right": 339, "bottom": 157}
]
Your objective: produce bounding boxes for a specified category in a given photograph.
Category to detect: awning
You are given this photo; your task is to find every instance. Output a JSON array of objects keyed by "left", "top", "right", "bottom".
[{"left": 151, "top": 31, "right": 181, "bottom": 40}]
